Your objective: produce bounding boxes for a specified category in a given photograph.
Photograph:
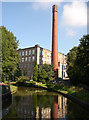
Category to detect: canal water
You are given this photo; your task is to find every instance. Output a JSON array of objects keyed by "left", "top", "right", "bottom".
[{"left": 2, "top": 87, "right": 89, "bottom": 119}]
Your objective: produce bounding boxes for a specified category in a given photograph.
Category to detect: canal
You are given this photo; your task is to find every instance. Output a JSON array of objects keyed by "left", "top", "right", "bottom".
[{"left": 2, "top": 86, "right": 89, "bottom": 119}]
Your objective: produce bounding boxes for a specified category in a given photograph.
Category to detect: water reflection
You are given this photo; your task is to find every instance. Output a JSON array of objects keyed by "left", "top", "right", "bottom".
[{"left": 2, "top": 87, "right": 89, "bottom": 119}]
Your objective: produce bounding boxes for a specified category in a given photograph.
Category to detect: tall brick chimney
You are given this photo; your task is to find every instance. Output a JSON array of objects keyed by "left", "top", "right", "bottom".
[{"left": 52, "top": 5, "right": 58, "bottom": 78}]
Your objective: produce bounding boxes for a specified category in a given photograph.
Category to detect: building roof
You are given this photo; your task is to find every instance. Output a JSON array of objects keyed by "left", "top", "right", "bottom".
[{"left": 18, "top": 44, "right": 66, "bottom": 55}]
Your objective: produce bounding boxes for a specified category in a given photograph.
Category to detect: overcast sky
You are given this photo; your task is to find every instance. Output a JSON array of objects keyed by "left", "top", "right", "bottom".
[{"left": 1, "top": 1, "right": 87, "bottom": 54}]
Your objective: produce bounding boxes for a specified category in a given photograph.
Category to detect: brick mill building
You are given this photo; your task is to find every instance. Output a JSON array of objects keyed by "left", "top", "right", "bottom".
[{"left": 18, "top": 44, "right": 67, "bottom": 79}]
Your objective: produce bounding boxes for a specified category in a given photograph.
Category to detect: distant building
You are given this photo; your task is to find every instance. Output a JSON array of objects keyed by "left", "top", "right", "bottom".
[{"left": 18, "top": 44, "right": 67, "bottom": 79}]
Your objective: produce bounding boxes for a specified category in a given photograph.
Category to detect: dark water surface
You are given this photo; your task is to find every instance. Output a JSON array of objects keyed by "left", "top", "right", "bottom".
[{"left": 2, "top": 87, "right": 89, "bottom": 119}]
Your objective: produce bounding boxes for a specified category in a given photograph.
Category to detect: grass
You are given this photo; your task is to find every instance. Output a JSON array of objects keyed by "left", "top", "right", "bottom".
[
  {"left": 52, "top": 83, "right": 89, "bottom": 103},
  {"left": 68, "top": 87, "right": 89, "bottom": 103},
  {"left": 10, "top": 85, "right": 17, "bottom": 94},
  {"left": 36, "top": 83, "right": 47, "bottom": 88}
]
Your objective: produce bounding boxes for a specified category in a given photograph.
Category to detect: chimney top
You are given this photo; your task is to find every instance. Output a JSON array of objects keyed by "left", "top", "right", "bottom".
[{"left": 52, "top": 5, "right": 57, "bottom": 12}]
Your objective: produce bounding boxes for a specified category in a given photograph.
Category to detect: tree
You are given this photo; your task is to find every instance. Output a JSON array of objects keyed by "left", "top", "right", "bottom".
[
  {"left": 33, "top": 62, "right": 38, "bottom": 81},
  {"left": 67, "top": 35, "right": 89, "bottom": 86},
  {"left": 76, "top": 35, "right": 89, "bottom": 85},
  {"left": 38, "top": 68, "right": 48, "bottom": 83},
  {"left": 67, "top": 47, "right": 79, "bottom": 85},
  {"left": 15, "top": 64, "right": 22, "bottom": 77},
  {"left": 38, "top": 63, "right": 55, "bottom": 83},
  {"left": 1, "top": 26, "right": 20, "bottom": 82}
]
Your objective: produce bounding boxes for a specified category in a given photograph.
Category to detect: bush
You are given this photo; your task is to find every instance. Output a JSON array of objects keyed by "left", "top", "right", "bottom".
[
  {"left": 16, "top": 76, "right": 29, "bottom": 84},
  {"left": 41, "top": 79, "right": 46, "bottom": 84},
  {"left": 28, "top": 81, "right": 36, "bottom": 85}
]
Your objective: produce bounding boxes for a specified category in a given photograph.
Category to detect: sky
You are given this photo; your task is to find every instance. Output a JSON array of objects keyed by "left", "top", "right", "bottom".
[{"left": 1, "top": 1, "right": 87, "bottom": 55}]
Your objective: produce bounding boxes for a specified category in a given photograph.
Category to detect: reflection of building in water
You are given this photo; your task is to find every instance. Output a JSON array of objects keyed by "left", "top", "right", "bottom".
[
  {"left": 57, "top": 96, "right": 67, "bottom": 118},
  {"left": 36, "top": 107, "right": 51, "bottom": 119},
  {"left": 36, "top": 95, "right": 67, "bottom": 119}
]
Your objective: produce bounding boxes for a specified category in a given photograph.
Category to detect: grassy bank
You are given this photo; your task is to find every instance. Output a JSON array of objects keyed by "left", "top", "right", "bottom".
[
  {"left": 49, "top": 83, "right": 89, "bottom": 103},
  {"left": 10, "top": 85, "right": 17, "bottom": 94},
  {"left": 36, "top": 82, "right": 47, "bottom": 88}
]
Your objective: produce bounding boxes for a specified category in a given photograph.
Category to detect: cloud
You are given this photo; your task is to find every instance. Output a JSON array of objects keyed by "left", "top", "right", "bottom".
[
  {"left": 61, "top": 1, "right": 87, "bottom": 27},
  {"left": 66, "top": 28, "right": 76, "bottom": 36}
]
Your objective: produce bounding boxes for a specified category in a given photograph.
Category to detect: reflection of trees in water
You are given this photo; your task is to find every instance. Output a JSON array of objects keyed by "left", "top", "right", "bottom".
[
  {"left": 66, "top": 100, "right": 89, "bottom": 120},
  {"left": 14, "top": 96, "right": 21, "bottom": 106},
  {"left": 2, "top": 98, "right": 12, "bottom": 109},
  {"left": 37, "top": 95, "right": 55, "bottom": 108},
  {"left": 2, "top": 98, "right": 19, "bottom": 120}
]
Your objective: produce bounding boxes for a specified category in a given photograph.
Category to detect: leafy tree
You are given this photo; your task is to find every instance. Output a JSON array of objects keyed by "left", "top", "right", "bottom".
[
  {"left": 1, "top": 26, "right": 20, "bottom": 82},
  {"left": 76, "top": 35, "right": 89, "bottom": 85},
  {"left": 15, "top": 64, "right": 22, "bottom": 77},
  {"left": 67, "top": 35, "right": 89, "bottom": 86},
  {"left": 67, "top": 47, "right": 79, "bottom": 85},
  {"left": 33, "top": 62, "right": 38, "bottom": 81},
  {"left": 38, "top": 63, "right": 55, "bottom": 83},
  {"left": 38, "top": 69, "right": 48, "bottom": 83}
]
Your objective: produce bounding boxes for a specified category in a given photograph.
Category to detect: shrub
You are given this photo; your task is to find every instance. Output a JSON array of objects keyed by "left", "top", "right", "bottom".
[
  {"left": 28, "top": 81, "right": 36, "bottom": 85},
  {"left": 16, "top": 76, "right": 29, "bottom": 84}
]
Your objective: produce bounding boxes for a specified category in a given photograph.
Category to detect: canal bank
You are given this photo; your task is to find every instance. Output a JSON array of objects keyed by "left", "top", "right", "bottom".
[{"left": 10, "top": 85, "right": 18, "bottom": 94}]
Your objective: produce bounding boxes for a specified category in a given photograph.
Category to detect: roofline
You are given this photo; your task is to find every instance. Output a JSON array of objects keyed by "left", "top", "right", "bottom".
[{"left": 18, "top": 44, "right": 66, "bottom": 55}]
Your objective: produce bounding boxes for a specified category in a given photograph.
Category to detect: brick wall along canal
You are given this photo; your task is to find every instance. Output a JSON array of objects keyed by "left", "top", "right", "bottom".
[{"left": 2, "top": 86, "right": 89, "bottom": 119}]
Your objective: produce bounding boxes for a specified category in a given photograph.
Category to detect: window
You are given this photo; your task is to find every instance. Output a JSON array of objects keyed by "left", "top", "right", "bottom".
[
  {"left": 22, "top": 51, "right": 24, "bottom": 56},
  {"left": 29, "top": 50, "right": 31, "bottom": 55},
  {"left": 29, "top": 57, "right": 31, "bottom": 62},
  {"left": 64, "top": 66, "right": 65, "bottom": 70},
  {"left": 42, "top": 51, "right": 43, "bottom": 56},
  {"left": 19, "top": 52, "right": 21, "bottom": 56},
  {"left": 45, "top": 52, "right": 46, "bottom": 56},
  {"left": 40, "top": 50, "right": 42, "bottom": 56},
  {"left": 59, "top": 55, "right": 60, "bottom": 60},
  {"left": 22, "top": 58, "right": 24, "bottom": 62},
  {"left": 25, "top": 51, "right": 27, "bottom": 56},
  {"left": 29, "top": 65, "right": 31, "bottom": 70},
  {"left": 24, "top": 64, "right": 27, "bottom": 68},
  {"left": 47, "top": 53, "right": 49, "bottom": 57},
  {"left": 40, "top": 57, "right": 42, "bottom": 60},
  {"left": 64, "top": 72, "right": 65, "bottom": 77},
  {"left": 32, "top": 56, "right": 35, "bottom": 61},
  {"left": 32, "top": 49, "right": 35, "bottom": 55},
  {"left": 45, "top": 59, "right": 46, "bottom": 62},
  {"left": 62, "top": 65, "right": 63, "bottom": 70},
  {"left": 25, "top": 57, "right": 27, "bottom": 62}
]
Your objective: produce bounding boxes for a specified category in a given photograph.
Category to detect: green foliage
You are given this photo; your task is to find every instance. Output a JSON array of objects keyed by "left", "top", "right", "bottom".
[
  {"left": 67, "top": 35, "right": 89, "bottom": 86},
  {"left": 16, "top": 76, "right": 29, "bottom": 83},
  {"left": 28, "top": 81, "right": 36, "bottom": 85},
  {"left": 38, "top": 63, "right": 55, "bottom": 83},
  {"left": 1, "top": 26, "right": 20, "bottom": 81},
  {"left": 67, "top": 47, "right": 78, "bottom": 85},
  {"left": 15, "top": 64, "right": 22, "bottom": 77},
  {"left": 76, "top": 35, "right": 89, "bottom": 85},
  {"left": 33, "top": 63, "right": 38, "bottom": 81}
]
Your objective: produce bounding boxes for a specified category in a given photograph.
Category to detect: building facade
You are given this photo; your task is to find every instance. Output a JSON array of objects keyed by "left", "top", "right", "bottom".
[{"left": 18, "top": 44, "right": 67, "bottom": 79}]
